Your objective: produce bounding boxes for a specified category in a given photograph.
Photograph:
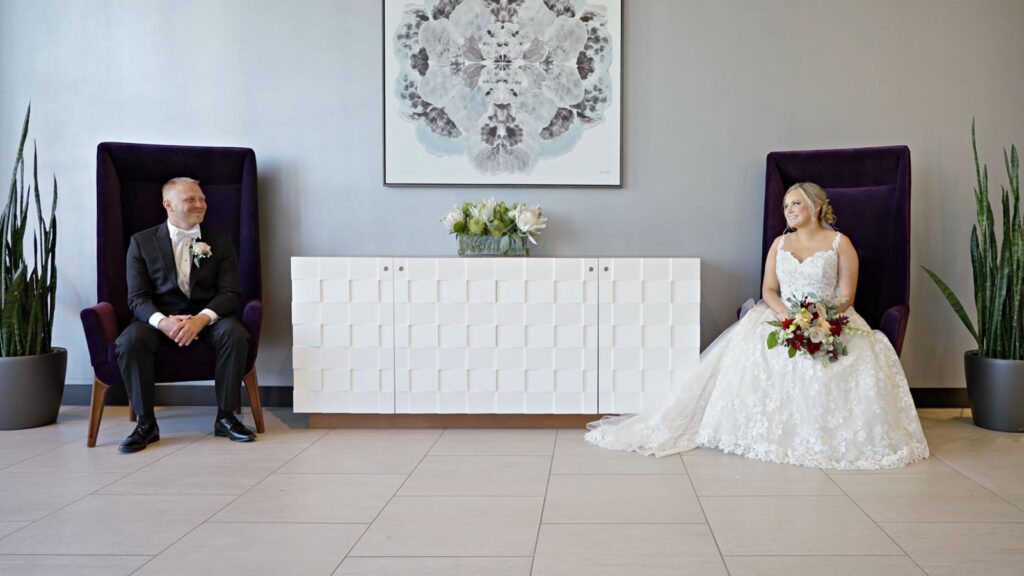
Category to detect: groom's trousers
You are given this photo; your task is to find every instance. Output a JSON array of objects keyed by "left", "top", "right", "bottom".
[{"left": 115, "top": 318, "right": 249, "bottom": 416}]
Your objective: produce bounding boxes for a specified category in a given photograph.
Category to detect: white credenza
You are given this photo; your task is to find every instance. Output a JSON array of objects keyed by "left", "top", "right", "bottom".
[{"left": 291, "top": 257, "right": 699, "bottom": 415}]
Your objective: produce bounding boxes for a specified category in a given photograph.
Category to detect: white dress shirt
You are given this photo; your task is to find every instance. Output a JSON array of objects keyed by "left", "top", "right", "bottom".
[{"left": 148, "top": 221, "right": 219, "bottom": 329}]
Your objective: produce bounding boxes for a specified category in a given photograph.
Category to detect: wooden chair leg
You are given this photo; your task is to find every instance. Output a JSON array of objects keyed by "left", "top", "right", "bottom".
[
  {"left": 88, "top": 378, "right": 110, "bottom": 448},
  {"left": 129, "top": 410, "right": 137, "bottom": 422},
  {"left": 242, "top": 368, "right": 265, "bottom": 433}
]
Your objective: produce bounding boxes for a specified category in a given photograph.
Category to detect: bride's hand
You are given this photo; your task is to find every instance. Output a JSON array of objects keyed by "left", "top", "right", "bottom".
[{"left": 774, "top": 309, "right": 789, "bottom": 322}]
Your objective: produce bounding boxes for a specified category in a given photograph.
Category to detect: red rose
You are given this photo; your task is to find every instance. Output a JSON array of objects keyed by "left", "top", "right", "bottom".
[{"left": 781, "top": 318, "right": 793, "bottom": 329}]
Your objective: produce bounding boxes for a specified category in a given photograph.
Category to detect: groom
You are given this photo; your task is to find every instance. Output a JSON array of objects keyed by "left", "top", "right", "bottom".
[{"left": 115, "top": 177, "right": 255, "bottom": 453}]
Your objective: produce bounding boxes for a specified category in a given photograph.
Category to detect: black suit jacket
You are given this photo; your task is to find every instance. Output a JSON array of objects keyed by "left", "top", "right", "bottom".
[{"left": 126, "top": 222, "right": 241, "bottom": 323}]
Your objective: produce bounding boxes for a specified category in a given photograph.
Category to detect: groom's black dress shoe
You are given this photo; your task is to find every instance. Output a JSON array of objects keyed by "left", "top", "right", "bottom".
[
  {"left": 214, "top": 415, "right": 256, "bottom": 442},
  {"left": 119, "top": 419, "right": 160, "bottom": 453}
]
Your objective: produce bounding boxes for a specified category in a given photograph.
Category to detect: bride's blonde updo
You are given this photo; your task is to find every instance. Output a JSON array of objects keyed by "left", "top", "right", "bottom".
[{"left": 786, "top": 182, "right": 836, "bottom": 227}]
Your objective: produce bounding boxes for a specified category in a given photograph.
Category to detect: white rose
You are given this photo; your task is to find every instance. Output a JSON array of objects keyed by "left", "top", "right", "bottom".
[
  {"left": 471, "top": 197, "right": 497, "bottom": 222},
  {"left": 512, "top": 204, "right": 547, "bottom": 243},
  {"left": 808, "top": 327, "right": 824, "bottom": 344},
  {"left": 441, "top": 206, "right": 464, "bottom": 231},
  {"left": 190, "top": 240, "right": 213, "bottom": 267},
  {"left": 816, "top": 317, "right": 831, "bottom": 332}
]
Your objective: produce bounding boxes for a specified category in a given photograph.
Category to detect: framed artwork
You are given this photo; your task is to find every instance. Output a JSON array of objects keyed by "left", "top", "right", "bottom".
[{"left": 383, "top": 0, "right": 622, "bottom": 187}]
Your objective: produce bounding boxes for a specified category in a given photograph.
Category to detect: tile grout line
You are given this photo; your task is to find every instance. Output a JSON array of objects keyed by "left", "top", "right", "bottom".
[
  {"left": 532, "top": 521, "right": 719, "bottom": 525},
  {"left": 837, "top": 425, "right": 1024, "bottom": 517},
  {"left": 682, "top": 452, "right": 733, "bottom": 576},
  {"left": 332, "top": 427, "right": 445, "bottom": 568},
  {"left": 826, "top": 470, "right": 1024, "bottom": 521},
  {"left": 125, "top": 409, "right": 330, "bottom": 576},
  {"left": 3, "top": 409, "right": 1018, "bottom": 570},
  {"left": 529, "top": 429, "right": 558, "bottom": 574},
  {"left": 0, "top": 552, "right": 153, "bottom": 557},
  {"left": 877, "top": 521, "right": 1024, "bottom": 525},
  {"left": 921, "top": 456, "right": 1024, "bottom": 513},
  {"left": 411, "top": 453, "right": 553, "bottom": 457},
  {"left": 717, "top": 552, "right": 930, "bottom": 560},
  {"left": 356, "top": 494, "right": 563, "bottom": 499},
  {"left": 332, "top": 554, "right": 538, "bottom": 558},
  {"left": 0, "top": 411, "right": 210, "bottom": 551},
  {"left": 693, "top": 492, "right": 845, "bottom": 498},
  {"left": 820, "top": 464, "right": 930, "bottom": 575},
  {"left": 719, "top": 553, "right": 937, "bottom": 557},
  {"left": 0, "top": 409, "right": 138, "bottom": 471}
]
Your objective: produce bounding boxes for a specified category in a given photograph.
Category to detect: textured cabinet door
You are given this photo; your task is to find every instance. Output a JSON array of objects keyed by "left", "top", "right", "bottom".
[
  {"left": 394, "top": 258, "right": 598, "bottom": 414},
  {"left": 598, "top": 258, "right": 700, "bottom": 414},
  {"left": 291, "top": 257, "right": 395, "bottom": 413}
]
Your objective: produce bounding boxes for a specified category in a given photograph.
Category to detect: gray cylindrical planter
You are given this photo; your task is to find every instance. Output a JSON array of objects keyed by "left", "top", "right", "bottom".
[
  {"left": 964, "top": 351, "right": 1024, "bottom": 433},
  {"left": 0, "top": 347, "right": 67, "bottom": 430}
]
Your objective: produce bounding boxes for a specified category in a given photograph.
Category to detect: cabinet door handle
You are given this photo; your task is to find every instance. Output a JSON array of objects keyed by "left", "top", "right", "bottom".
[
  {"left": 384, "top": 266, "right": 389, "bottom": 272},
  {"left": 399, "top": 266, "right": 404, "bottom": 271},
  {"left": 588, "top": 266, "right": 594, "bottom": 272},
  {"left": 603, "top": 266, "right": 609, "bottom": 272}
]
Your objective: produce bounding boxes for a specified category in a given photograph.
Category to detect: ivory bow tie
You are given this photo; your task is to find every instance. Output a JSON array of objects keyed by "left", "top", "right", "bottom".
[{"left": 171, "top": 227, "right": 201, "bottom": 243}]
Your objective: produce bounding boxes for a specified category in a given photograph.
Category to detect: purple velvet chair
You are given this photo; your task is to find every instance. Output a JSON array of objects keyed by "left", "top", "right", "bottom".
[
  {"left": 751, "top": 145, "right": 911, "bottom": 355},
  {"left": 80, "top": 142, "right": 265, "bottom": 447}
]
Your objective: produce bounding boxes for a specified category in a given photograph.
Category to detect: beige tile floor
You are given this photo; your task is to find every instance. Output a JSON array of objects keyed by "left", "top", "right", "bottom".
[{"left": 0, "top": 406, "right": 1021, "bottom": 576}]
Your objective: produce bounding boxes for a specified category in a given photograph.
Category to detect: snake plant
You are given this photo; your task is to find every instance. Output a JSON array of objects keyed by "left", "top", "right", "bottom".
[
  {"left": 1, "top": 105, "right": 58, "bottom": 357},
  {"left": 923, "top": 121, "right": 1022, "bottom": 360}
]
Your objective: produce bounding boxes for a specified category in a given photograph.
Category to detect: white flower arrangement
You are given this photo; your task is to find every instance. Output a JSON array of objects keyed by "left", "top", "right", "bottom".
[
  {"left": 442, "top": 198, "right": 548, "bottom": 256},
  {"left": 190, "top": 240, "right": 212, "bottom": 267},
  {"left": 441, "top": 198, "right": 547, "bottom": 244}
]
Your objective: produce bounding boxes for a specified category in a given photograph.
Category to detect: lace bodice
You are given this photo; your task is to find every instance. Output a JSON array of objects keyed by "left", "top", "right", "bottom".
[{"left": 777, "top": 232, "right": 841, "bottom": 302}]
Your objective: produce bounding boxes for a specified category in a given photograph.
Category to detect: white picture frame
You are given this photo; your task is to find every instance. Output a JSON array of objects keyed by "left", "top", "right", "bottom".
[{"left": 383, "top": 0, "right": 623, "bottom": 187}]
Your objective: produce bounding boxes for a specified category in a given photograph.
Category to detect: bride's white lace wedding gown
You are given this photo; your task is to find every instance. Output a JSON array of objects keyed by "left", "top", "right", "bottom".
[{"left": 585, "top": 232, "right": 929, "bottom": 469}]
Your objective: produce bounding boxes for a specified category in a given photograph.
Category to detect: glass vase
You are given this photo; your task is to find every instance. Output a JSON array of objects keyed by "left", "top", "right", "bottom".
[{"left": 457, "top": 234, "right": 529, "bottom": 257}]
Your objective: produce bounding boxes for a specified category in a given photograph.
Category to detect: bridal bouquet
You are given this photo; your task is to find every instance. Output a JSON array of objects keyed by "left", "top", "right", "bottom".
[
  {"left": 766, "top": 294, "right": 864, "bottom": 362},
  {"left": 441, "top": 198, "right": 547, "bottom": 256}
]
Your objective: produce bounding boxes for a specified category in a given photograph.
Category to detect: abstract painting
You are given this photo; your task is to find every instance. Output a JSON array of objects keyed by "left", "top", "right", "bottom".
[{"left": 384, "top": 0, "right": 622, "bottom": 186}]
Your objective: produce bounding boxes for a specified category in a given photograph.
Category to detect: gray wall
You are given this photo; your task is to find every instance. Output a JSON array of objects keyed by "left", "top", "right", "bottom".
[{"left": 2, "top": 0, "right": 1023, "bottom": 392}]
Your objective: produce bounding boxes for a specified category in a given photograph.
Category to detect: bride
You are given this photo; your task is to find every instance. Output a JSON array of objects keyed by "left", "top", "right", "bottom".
[{"left": 585, "top": 182, "right": 929, "bottom": 469}]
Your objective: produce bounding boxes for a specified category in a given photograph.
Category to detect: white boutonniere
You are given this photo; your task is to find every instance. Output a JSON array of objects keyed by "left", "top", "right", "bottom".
[{"left": 190, "top": 239, "right": 212, "bottom": 267}]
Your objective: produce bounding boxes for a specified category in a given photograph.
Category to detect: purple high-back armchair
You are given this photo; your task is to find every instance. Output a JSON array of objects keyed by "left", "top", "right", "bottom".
[
  {"left": 760, "top": 145, "right": 912, "bottom": 356},
  {"left": 79, "top": 142, "right": 265, "bottom": 447}
]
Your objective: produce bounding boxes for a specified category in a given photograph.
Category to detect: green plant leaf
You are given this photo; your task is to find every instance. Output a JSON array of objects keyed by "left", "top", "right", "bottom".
[
  {"left": 1, "top": 104, "right": 57, "bottom": 357},
  {"left": 788, "top": 347, "right": 797, "bottom": 358},
  {"left": 767, "top": 331, "right": 779, "bottom": 349},
  {"left": 921, "top": 265, "right": 980, "bottom": 346},
  {"left": 970, "top": 225, "right": 985, "bottom": 350}
]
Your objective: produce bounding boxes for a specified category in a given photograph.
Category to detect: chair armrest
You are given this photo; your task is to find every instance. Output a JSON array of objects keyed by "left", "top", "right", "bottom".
[
  {"left": 80, "top": 302, "right": 119, "bottom": 367},
  {"left": 241, "top": 299, "right": 263, "bottom": 372},
  {"left": 879, "top": 304, "right": 910, "bottom": 357},
  {"left": 736, "top": 298, "right": 758, "bottom": 320}
]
